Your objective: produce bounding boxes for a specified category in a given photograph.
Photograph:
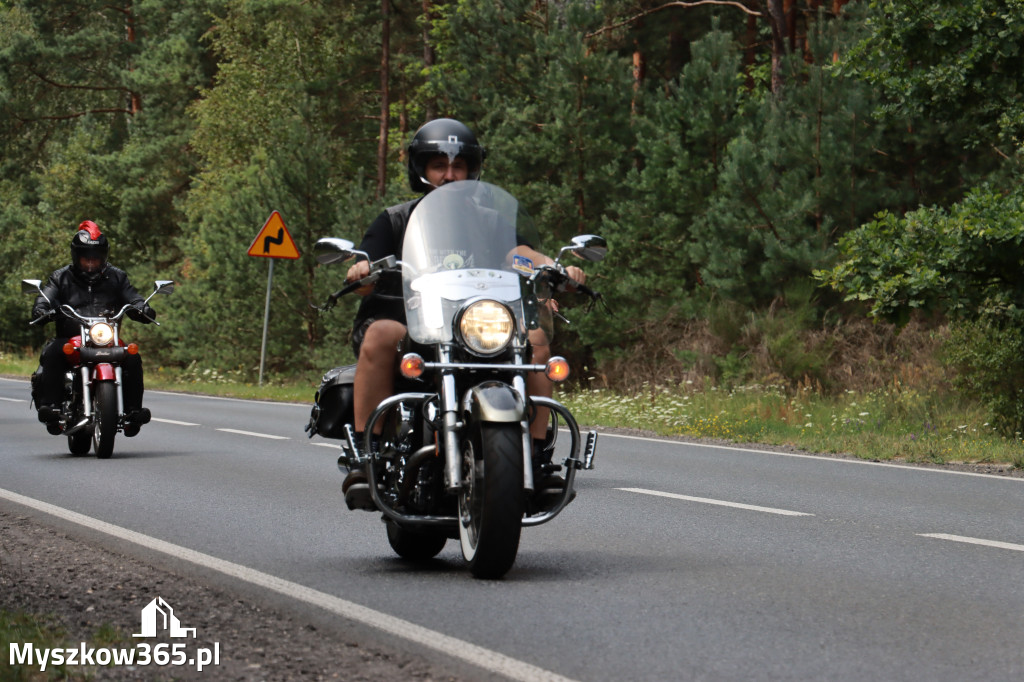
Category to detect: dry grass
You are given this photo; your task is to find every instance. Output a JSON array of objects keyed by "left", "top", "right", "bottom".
[{"left": 594, "top": 314, "right": 949, "bottom": 397}]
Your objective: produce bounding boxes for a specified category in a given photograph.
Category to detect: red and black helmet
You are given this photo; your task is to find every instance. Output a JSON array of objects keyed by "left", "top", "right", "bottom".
[
  {"left": 70, "top": 220, "right": 109, "bottom": 282},
  {"left": 407, "top": 118, "right": 486, "bottom": 193}
]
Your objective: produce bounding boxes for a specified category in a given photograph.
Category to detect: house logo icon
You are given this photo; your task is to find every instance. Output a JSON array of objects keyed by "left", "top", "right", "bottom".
[{"left": 133, "top": 597, "right": 197, "bottom": 638}]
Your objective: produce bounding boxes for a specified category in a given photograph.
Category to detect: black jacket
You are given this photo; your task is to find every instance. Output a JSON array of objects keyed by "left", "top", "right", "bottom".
[
  {"left": 353, "top": 199, "right": 420, "bottom": 328},
  {"left": 33, "top": 264, "right": 152, "bottom": 338}
]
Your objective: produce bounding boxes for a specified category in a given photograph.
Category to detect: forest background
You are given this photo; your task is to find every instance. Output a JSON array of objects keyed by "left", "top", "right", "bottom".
[{"left": 3, "top": 0, "right": 1024, "bottom": 443}]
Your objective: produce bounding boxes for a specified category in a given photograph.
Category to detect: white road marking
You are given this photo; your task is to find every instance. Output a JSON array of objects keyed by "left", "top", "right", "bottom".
[
  {"left": 0, "top": 488, "right": 577, "bottom": 682},
  {"left": 918, "top": 533, "right": 1024, "bottom": 553},
  {"left": 310, "top": 442, "right": 341, "bottom": 449},
  {"left": 152, "top": 417, "right": 199, "bottom": 426},
  {"left": 0, "top": 396, "right": 25, "bottom": 403},
  {"left": 599, "top": 431, "right": 1024, "bottom": 483},
  {"left": 618, "top": 487, "right": 814, "bottom": 517},
  {"left": 217, "top": 428, "right": 288, "bottom": 440}
]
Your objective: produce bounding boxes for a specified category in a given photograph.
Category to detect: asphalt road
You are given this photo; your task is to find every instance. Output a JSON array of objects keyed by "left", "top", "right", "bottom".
[{"left": 2, "top": 376, "right": 1023, "bottom": 681}]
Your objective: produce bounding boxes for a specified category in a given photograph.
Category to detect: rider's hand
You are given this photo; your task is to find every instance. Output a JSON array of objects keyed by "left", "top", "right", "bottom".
[
  {"left": 346, "top": 260, "right": 374, "bottom": 296},
  {"left": 565, "top": 265, "right": 586, "bottom": 290},
  {"left": 31, "top": 305, "right": 54, "bottom": 321},
  {"left": 127, "top": 304, "right": 156, "bottom": 323}
]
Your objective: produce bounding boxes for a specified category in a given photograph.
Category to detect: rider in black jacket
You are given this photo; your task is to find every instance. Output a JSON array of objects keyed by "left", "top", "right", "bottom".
[{"left": 31, "top": 221, "right": 156, "bottom": 436}]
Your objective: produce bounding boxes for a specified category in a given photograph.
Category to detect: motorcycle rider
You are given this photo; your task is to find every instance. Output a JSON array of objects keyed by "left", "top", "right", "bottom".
[
  {"left": 31, "top": 221, "right": 156, "bottom": 437},
  {"left": 342, "top": 118, "right": 586, "bottom": 493}
]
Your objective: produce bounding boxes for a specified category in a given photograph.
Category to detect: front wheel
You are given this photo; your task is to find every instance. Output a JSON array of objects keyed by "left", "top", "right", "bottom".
[
  {"left": 92, "top": 382, "right": 118, "bottom": 459},
  {"left": 458, "top": 421, "right": 524, "bottom": 579}
]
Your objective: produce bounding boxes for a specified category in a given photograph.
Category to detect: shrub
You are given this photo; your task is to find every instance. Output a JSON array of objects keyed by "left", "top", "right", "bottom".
[{"left": 944, "top": 319, "right": 1024, "bottom": 437}]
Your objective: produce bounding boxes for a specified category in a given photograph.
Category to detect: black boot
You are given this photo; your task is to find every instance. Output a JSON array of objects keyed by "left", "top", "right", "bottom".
[
  {"left": 37, "top": 404, "right": 62, "bottom": 435},
  {"left": 123, "top": 407, "right": 151, "bottom": 437}
]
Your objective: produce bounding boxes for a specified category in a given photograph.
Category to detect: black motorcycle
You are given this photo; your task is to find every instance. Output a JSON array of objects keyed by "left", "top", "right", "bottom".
[{"left": 307, "top": 181, "right": 607, "bottom": 578}]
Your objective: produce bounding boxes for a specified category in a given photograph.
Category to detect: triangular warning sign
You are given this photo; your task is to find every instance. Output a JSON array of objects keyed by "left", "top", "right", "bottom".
[{"left": 248, "top": 211, "right": 300, "bottom": 259}]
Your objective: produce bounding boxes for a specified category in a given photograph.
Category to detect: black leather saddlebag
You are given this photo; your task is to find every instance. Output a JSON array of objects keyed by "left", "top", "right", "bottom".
[{"left": 306, "top": 365, "right": 356, "bottom": 439}]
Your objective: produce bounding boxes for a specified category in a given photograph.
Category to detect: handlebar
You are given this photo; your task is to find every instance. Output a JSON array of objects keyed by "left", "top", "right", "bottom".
[
  {"left": 24, "top": 278, "right": 169, "bottom": 328},
  {"left": 312, "top": 257, "right": 606, "bottom": 315},
  {"left": 529, "top": 263, "right": 609, "bottom": 317},
  {"left": 312, "top": 256, "right": 402, "bottom": 313},
  {"left": 531, "top": 264, "right": 599, "bottom": 299}
]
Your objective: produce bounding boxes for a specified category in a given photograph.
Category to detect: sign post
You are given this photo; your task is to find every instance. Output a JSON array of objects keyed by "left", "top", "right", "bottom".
[{"left": 247, "top": 211, "right": 300, "bottom": 386}]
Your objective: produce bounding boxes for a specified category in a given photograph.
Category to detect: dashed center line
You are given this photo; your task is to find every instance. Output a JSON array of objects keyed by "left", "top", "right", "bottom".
[
  {"left": 217, "top": 428, "right": 288, "bottom": 440},
  {"left": 152, "top": 417, "right": 200, "bottom": 426},
  {"left": 618, "top": 487, "right": 814, "bottom": 517},
  {"left": 918, "top": 533, "right": 1024, "bottom": 553}
]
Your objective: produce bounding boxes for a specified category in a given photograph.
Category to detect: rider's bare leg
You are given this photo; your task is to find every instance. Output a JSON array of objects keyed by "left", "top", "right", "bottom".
[
  {"left": 527, "top": 328, "right": 552, "bottom": 442},
  {"left": 353, "top": 319, "right": 407, "bottom": 436}
]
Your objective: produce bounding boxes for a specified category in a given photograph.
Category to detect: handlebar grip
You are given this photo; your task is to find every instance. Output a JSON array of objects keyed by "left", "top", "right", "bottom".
[
  {"left": 326, "top": 273, "right": 377, "bottom": 306},
  {"left": 569, "top": 279, "right": 598, "bottom": 299},
  {"left": 336, "top": 280, "right": 364, "bottom": 298}
]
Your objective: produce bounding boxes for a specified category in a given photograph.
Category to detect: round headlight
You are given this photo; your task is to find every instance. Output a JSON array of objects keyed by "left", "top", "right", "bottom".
[
  {"left": 90, "top": 323, "right": 114, "bottom": 347},
  {"left": 458, "top": 300, "right": 514, "bottom": 355}
]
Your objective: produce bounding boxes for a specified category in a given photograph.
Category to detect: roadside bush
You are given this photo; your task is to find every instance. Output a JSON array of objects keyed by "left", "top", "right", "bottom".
[{"left": 944, "top": 319, "right": 1024, "bottom": 437}]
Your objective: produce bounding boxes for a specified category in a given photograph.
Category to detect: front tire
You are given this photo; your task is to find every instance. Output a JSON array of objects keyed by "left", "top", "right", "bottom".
[
  {"left": 386, "top": 521, "right": 447, "bottom": 561},
  {"left": 93, "top": 382, "right": 118, "bottom": 459},
  {"left": 458, "top": 421, "right": 524, "bottom": 579}
]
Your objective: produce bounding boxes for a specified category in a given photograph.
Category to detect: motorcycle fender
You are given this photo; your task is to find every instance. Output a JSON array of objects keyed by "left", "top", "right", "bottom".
[
  {"left": 462, "top": 381, "right": 526, "bottom": 423},
  {"left": 92, "top": 363, "right": 117, "bottom": 382}
]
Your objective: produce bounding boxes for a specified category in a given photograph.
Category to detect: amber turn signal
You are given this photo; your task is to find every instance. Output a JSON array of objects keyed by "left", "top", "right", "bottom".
[
  {"left": 545, "top": 356, "right": 570, "bottom": 382},
  {"left": 126, "top": 343, "right": 139, "bottom": 355},
  {"left": 62, "top": 343, "right": 75, "bottom": 355},
  {"left": 400, "top": 353, "right": 425, "bottom": 379}
]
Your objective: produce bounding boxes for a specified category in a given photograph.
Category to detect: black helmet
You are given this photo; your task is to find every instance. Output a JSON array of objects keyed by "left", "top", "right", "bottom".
[
  {"left": 407, "top": 118, "right": 486, "bottom": 192},
  {"left": 70, "top": 220, "right": 109, "bottom": 283}
]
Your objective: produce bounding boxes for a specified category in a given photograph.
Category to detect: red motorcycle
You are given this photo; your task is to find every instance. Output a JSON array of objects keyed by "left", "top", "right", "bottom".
[{"left": 23, "top": 279, "right": 174, "bottom": 458}]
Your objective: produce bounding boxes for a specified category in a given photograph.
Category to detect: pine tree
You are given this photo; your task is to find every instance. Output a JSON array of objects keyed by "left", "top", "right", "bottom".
[{"left": 168, "top": 0, "right": 384, "bottom": 375}]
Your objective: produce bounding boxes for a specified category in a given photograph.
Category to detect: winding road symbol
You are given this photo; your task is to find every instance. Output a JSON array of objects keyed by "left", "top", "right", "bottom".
[{"left": 247, "top": 211, "right": 300, "bottom": 259}]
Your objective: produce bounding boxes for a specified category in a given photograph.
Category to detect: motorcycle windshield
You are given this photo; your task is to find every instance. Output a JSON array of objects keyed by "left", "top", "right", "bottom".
[{"left": 402, "top": 181, "right": 538, "bottom": 345}]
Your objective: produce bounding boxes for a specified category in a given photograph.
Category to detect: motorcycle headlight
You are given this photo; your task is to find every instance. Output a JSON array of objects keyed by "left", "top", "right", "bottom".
[
  {"left": 457, "top": 300, "right": 514, "bottom": 356},
  {"left": 89, "top": 323, "right": 115, "bottom": 347}
]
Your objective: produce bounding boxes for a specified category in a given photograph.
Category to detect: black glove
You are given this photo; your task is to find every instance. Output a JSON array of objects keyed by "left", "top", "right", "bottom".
[
  {"left": 127, "top": 303, "right": 156, "bottom": 324},
  {"left": 31, "top": 305, "right": 55, "bottom": 321}
]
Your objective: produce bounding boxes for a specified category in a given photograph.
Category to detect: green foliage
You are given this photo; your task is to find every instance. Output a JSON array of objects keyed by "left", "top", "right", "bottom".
[
  {"left": 690, "top": 15, "right": 887, "bottom": 307},
  {"left": 703, "top": 281, "right": 836, "bottom": 389},
  {"left": 844, "top": 0, "right": 1024, "bottom": 151},
  {"left": 2, "top": 0, "right": 1023, "bottom": 405},
  {"left": 944, "top": 319, "right": 1024, "bottom": 436},
  {"left": 430, "top": 0, "right": 634, "bottom": 240},
  {"left": 165, "top": 0, "right": 383, "bottom": 377},
  {"left": 597, "top": 27, "right": 743, "bottom": 351},
  {"left": 819, "top": 186, "right": 1024, "bottom": 325},
  {"left": 821, "top": 184, "right": 1024, "bottom": 434},
  {"left": 0, "top": 0, "right": 221, "bottom": 353}
]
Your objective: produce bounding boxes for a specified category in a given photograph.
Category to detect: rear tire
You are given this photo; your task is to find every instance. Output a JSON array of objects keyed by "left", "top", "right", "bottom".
[
  {"left": 386, "top": 521, "right": 447, "bottom": 561},
  {"left": 93, "top": 382, "right": 118, "bottom": 459},
  {"left": 458, "top": 421, "right": 524, "bottom": 579}
]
